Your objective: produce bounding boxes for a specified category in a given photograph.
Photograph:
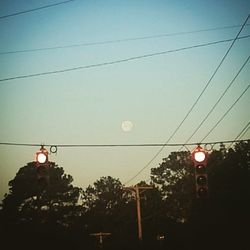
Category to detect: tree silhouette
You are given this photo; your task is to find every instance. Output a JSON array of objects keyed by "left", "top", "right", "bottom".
[
  {"left": 82, "top": 176, "right": 136, "bottom": 249},
  {"left": 0, "top": 161, "right": 82, "bottom": 250},
  {"left": 1, "top": 141, "right": 249, "bottom": 250},
  {"left": 150, "top": 141, "right": 250, "bottom": 250},
  {"left": 194, "top": 141, "right": 250, "bottom": 250},
  {"left": 151, "top": 151, "right": 195, "bottom": 223}
]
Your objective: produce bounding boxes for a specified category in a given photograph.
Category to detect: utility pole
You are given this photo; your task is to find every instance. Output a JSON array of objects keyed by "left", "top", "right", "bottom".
[
  {"left": 125, "top": 184, "right": 153, "bottom": 241},
  {"left": 89, "top": 232, "right": 111, "bottom": 248}
]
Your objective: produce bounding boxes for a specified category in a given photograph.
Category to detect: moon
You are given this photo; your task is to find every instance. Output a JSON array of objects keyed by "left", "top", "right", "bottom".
[{"left": 121, "top": 120, "right": 133, "bottom": 132}]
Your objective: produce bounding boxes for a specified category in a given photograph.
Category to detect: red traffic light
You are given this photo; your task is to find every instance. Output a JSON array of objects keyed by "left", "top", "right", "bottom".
[
  {"left": 192, "top": 145, "right": 208, "bottom": 164},
  {"left": 35, "top": 146, "right": 49, "bottom": 188},
  {"left": 191, "top": 145, "right": 208, "bottom": 198},
  {"left": 35, "top": 146, "right": 48, "bottom": 165}
]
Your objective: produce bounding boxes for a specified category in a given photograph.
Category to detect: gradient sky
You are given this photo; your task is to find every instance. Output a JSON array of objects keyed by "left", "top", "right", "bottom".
[{"left": 0, "top": 0, "right": 249, "bottom": 201}]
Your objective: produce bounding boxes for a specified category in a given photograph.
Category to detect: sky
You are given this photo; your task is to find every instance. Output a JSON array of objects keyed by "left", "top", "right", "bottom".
[{"left": 0, "top": 0, "right": 249, "bottom": 201}]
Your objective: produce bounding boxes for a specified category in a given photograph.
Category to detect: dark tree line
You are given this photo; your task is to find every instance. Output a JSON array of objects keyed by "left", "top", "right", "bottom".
[{"left": 0, "top": 141, "right": 249, "bottom": 250}]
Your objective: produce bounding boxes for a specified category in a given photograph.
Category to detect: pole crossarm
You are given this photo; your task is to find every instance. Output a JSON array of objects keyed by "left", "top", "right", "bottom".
[
  {"left": 89, "top": 232, "right": 111, "bottom": 247},
  {"left": 89, "top": 232, "right": 112, "bottom": 236}
]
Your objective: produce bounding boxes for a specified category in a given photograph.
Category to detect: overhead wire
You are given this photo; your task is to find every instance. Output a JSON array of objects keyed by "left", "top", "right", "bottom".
[
  {"left": 1, "top": 24, "right": 249, "bottom": 55},
  {"left": 0, "top": 0, "right": 75, "bottom": 20},
  {"left": 200, "top": 84, "right": 250, "bottom": 142},
  {"left": 0, "top": 35, "right": 250, "bottom": 83},
  {"left": 238, "top": 123, "right": 250, "bottom": 139},
  {"left": 144, "top": 131, "right": 250, "bottom": 221},
  {"left": 123, "top": 14, "right": 250, "bottom": 185},
  {"left": 228, "top": 122, "right": 250, "bottom": 149},
  {"left": 230, "top": 121, "right": 250, "bottom": 149},
  {"left": 0, "top": 139, "right": 249, "bottom": 148},
  {"left": 180, "top": 55, "right": 250, "bottom": 147}
]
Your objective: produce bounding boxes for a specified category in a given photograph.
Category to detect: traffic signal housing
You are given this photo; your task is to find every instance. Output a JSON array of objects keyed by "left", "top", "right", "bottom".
[
  {"left": 35, "top": 146, "right": 49, "bottom": 188},
  {"left": 191, "top": 145, "right": 208, "bottom": 198}
]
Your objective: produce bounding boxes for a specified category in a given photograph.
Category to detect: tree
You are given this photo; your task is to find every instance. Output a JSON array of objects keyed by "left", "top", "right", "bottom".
[
  {"left": 82, "top": 176, "right": 138, "bottom": 250},
  {"left": 193, "top": 141, "right": 250, "bottom": 250},
  {"left": 82, "top": 176, "right": 130, "bottom": 229},
  {"left": 150, "top": 141, "right": 250, "bottom": 250},
  {"left": 151, "top": 151, "right": 195, "bottom": 223},
  {"left": 0, "top": 161, "right": 82, "bottom": 250},
  {"left": 1, "top": 140, "right": 249, "bottom": 250}
]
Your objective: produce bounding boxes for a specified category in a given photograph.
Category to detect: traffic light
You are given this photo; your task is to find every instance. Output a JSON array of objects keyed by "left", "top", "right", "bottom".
[
  {"left": 35, "top": 146, "right": 49, "bottom": 188},
  {"left": 191, "top": 145, "right": 208, "bottom": 198}
]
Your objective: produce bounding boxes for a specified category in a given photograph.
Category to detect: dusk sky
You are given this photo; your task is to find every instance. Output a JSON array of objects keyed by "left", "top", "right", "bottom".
[{"left": 0, "top": 0, "right": 249, "bottom": 200}]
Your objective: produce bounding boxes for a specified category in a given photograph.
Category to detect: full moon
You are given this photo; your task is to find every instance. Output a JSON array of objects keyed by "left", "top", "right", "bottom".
[{"left": 121, "top": 120, "right": 133, "bottom": 132}]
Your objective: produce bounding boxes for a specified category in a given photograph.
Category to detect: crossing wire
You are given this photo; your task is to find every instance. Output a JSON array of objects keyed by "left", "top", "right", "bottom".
[
  {"left": 200, "top": 84, "right": 250, "bottom": 142},
  {"left": 0, "top": 0, "right": 75, "bottom": 19},
  {"left": 227, "top": 121, "right": 250, "bottom": 149},
  {"left": 0, "top": 35, "right": 250, "bottom": 83},
  {"left": 238, "top": 122, "right": 250, "bottom": 140},
  {"left": 182, "top": 55, "right": 250, "bottom": 146},
  {"left": 123, "top": 14, "right": 250, "bottom": 185},
  {"left": 0, "top": 139, "right": 249, "bottom": 148},
  {"left": 1, "top": 24, "right": 249, "bottom": 55}
]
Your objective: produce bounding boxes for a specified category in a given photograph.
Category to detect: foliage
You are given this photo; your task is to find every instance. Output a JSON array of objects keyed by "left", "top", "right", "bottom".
[
  {"left": 0, "top": 141, "right": 249, "bottom": 250},
  {"left": 151, "top": 151, "right": 195, "bottom": 222},
  {"left": 0, "top": 161, "right": 82, "bottom": 250},
  {"left": 82, "top": 176, "right": 136, "bottom": 247},
  {"left": 150, "top": 141, "right": 250, "bottom": 249}
]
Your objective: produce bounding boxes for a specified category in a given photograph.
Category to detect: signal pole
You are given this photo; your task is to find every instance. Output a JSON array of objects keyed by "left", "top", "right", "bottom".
[{"left": 125, "top": 184, "right": 153, "bottom": 241}]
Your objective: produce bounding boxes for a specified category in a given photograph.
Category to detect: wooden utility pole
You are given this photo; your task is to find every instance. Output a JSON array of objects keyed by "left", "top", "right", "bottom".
[
  {"left": 89, "top": 232, "right": 111, "bottom": 248},
  {"left": 125, "top": 184, "right": 153, "bottom": 241}
]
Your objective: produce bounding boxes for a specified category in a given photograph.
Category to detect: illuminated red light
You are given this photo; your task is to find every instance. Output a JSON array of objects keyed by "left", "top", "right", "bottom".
[
  {"left": 194, "top": 151, "right": 206, "bottom": 162},
  {"left": 36, "top": 152, "right": 47, "bottom": 164},
  {"left": 35, "top": 147, "right": 48, "bottom": 165}
]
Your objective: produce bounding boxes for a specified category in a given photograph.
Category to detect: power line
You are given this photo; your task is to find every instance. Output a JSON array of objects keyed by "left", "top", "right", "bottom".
[
  {"left": 0, "top": 139, "right": 249, "bottom": 148},
  {"left": 200, "top": 84, "right": 250, "bottom": 142},
  {"left": 123, "top": 14, "right": 250, "bottom": 185},
  {"left": 227, "top": 121, "right": 250, "bottom": 149},
  {"left": 0, "top": 35, "right": 249, "bottom": 83},
  {"left": 1, "top": 24, "right": 249, "bottom": 55},
  {"left": 238, "top": 123, "right": 250, "bottom": 139},
  {"left": 236, "top": 122, "right": 250, "bottom": 140},
  {"left": 182, "top": 55, "right": 250, "bottom": 145},
  {"left": 0, "top": 0, "right": 75, "bottom": 20}
]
